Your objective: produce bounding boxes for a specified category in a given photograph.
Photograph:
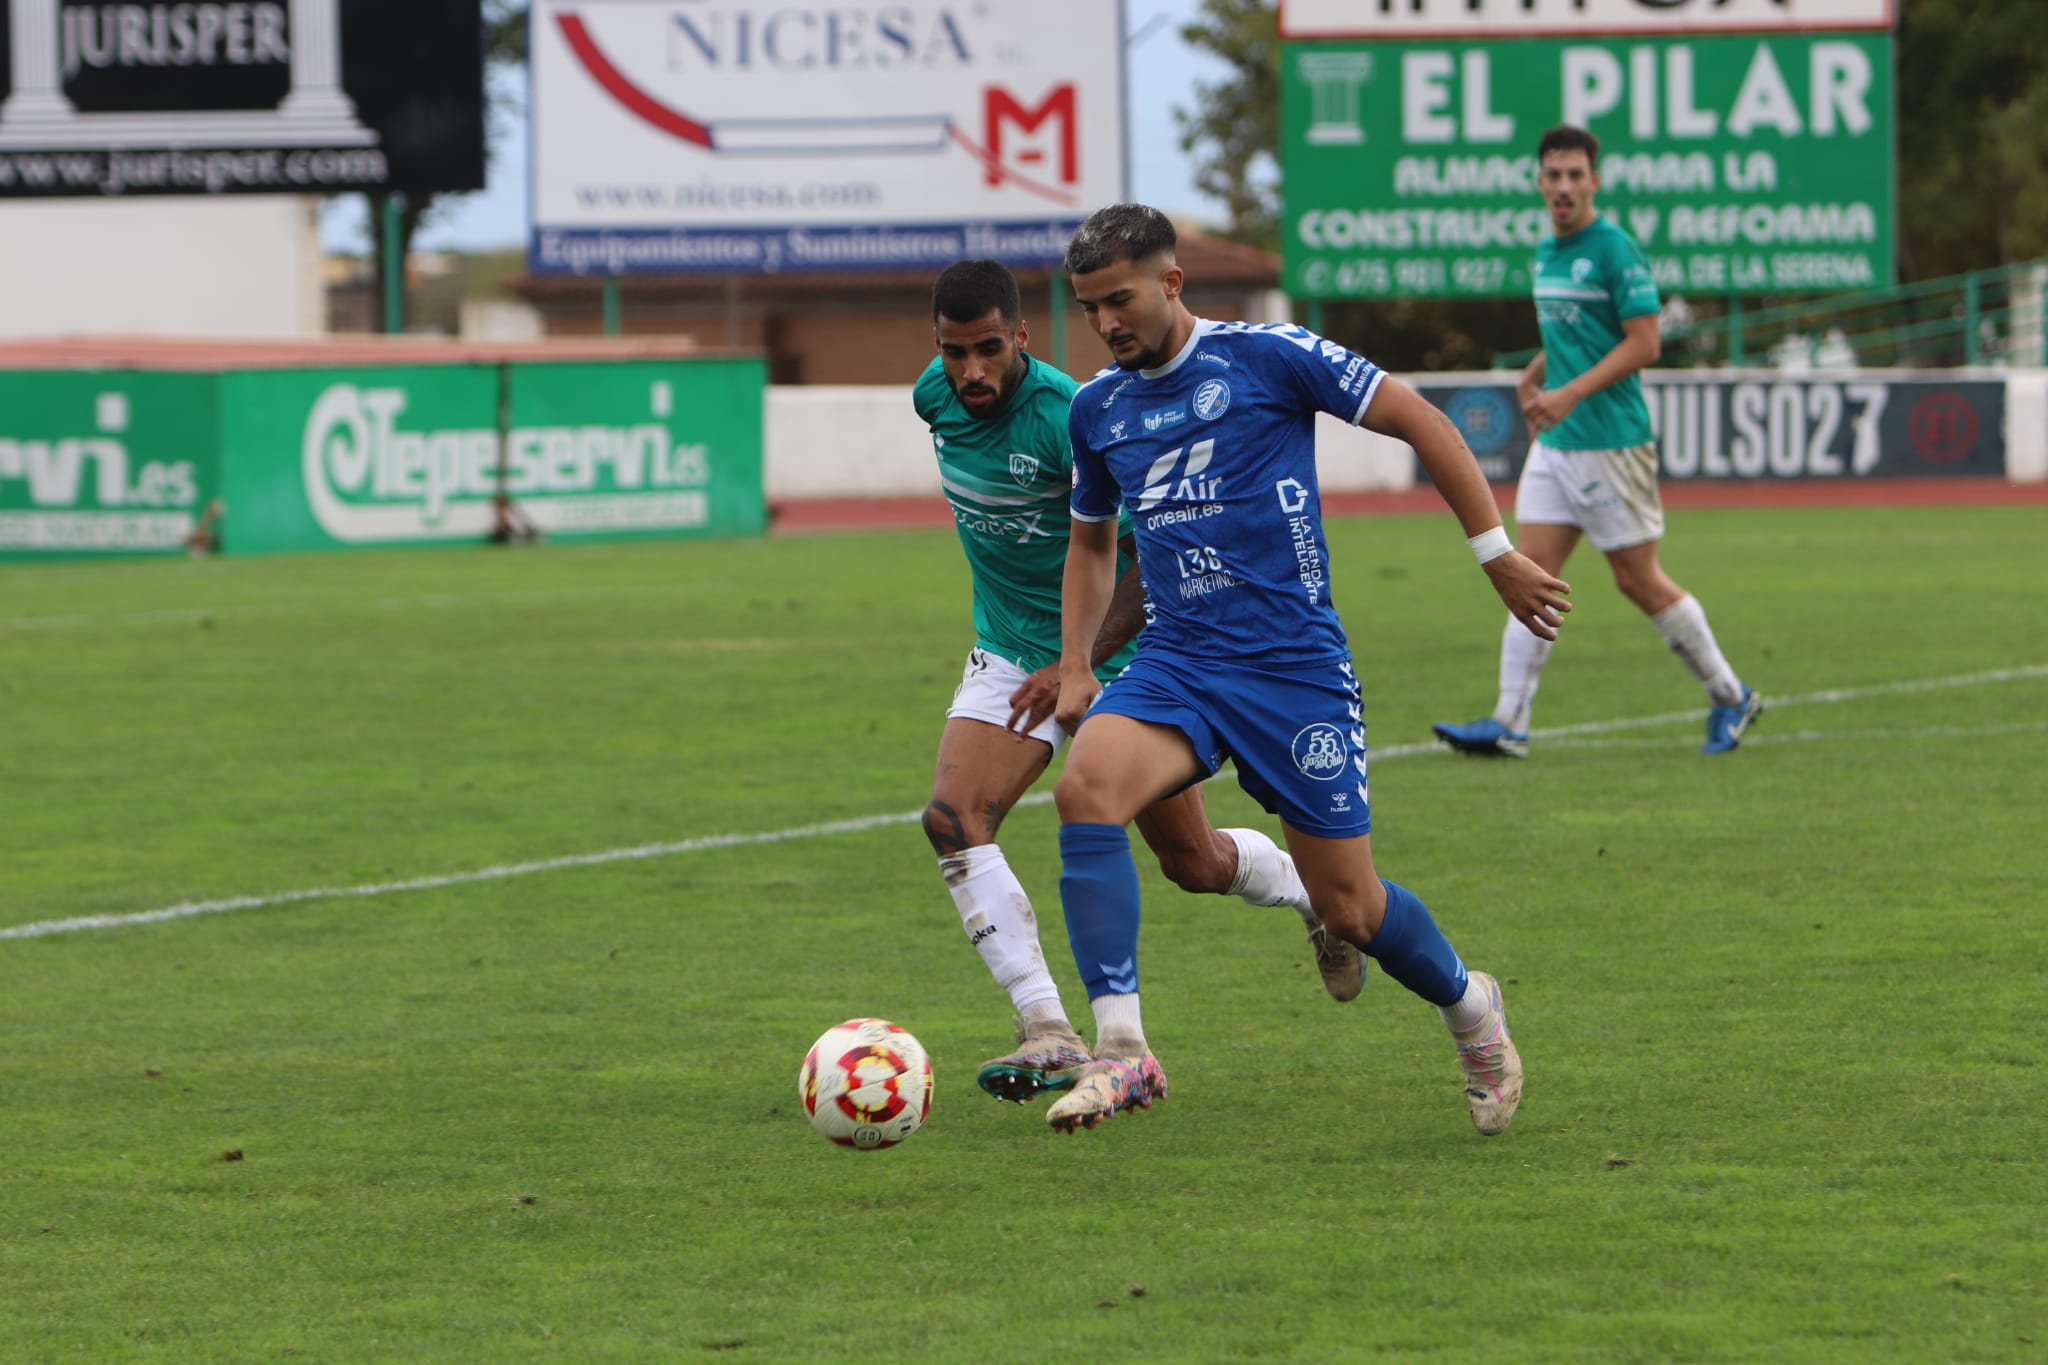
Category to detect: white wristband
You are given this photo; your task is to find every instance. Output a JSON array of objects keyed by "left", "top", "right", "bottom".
[{"left": 1467, "top": 526, "right": 1513, "bottom": 564}]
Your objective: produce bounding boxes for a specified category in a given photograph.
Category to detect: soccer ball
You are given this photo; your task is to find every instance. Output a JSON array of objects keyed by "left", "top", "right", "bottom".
[{"left": 798, "top": 1018, "right": 933, "bottom": 1149}]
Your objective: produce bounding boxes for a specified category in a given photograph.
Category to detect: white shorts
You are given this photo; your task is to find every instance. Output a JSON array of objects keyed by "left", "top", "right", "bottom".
[
  {"left": 947, "top": 647, "right": 1066, "bottom": 751},
  {"left": 1515, "top": 441, "right": 1665, "bottom": 552}
]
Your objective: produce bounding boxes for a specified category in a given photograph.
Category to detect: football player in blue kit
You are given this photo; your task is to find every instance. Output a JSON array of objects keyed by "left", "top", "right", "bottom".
[{"left": 1044, "top": 203, "right": 1572, "bottom": 1137}]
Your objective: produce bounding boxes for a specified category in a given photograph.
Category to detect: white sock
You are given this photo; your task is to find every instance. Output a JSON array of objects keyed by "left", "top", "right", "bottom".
[
  {"left": 1492, "top": 615, "right": 1554, "bottom": 734},
  {"left": 938, "top": 844, "right": 1066, "bottom": 1020},
  {"left": 1652, "top": 594, "right": 1745, "bottom": 706},
  {"left": 1090, "top": 993, "right": 1147, "bottom": 1060},
  {"left": 1222, "top": 827, "right": 1319, "bottom": 931},
  {"left": 1439, "top": 975, "right": 1492, "bottom": 1033}
]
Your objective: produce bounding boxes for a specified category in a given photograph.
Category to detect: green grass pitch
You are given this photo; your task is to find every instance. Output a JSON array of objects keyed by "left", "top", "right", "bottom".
[{"left": 2, "top": 504, "right": 2043, "bottom": 1361}]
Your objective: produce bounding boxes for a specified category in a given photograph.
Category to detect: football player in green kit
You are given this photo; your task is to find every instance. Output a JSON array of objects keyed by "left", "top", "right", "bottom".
[
  {"left": 914, "top": 259, "right": 1359, "bottom": 1106},
  {"left": 1436, "top": 125, "right": 1761, "bottom": 759}
]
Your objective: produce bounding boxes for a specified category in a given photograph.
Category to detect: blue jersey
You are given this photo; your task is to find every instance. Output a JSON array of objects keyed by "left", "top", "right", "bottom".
[{"left": 1068, "top": 320, "right": 1386, "bottom": 666}]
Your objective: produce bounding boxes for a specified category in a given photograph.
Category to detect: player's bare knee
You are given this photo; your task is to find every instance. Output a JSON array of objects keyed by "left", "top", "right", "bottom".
[
  {"left": 1052, "top": 767, "right": 1122, "bottom": 825},
  {"left": 1310, "top": 881, "right": 1388, "bottom": 948},
  {"left": 1154, "top": 838, "right": 1233, "bottom": 896},
  {"left": 1609, "top": 559, "right": 1645, "bottom": 603}
]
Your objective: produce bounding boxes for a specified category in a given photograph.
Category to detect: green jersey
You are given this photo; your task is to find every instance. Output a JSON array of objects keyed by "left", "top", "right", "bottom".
[
  {"left": 914, "top": 353, "right": 1135, "bottom": 679},
  {"left": 1534, "top": 215, "right": 1660, "bottom": 451}
]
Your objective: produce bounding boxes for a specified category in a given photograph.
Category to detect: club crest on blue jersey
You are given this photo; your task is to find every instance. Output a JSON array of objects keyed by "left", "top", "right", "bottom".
[
  {"left": 1008, "top": 453, "right": 1041, "bottom": 486},
  {"left": 1193, "top": 379, "right": 1231, "bottom": 420},
  {"left": 1292, "top": 723, "right": 1348, "bottom": 780},
  {"left": 1445, "top": 388, "right": 1517, "bottom": 457}
]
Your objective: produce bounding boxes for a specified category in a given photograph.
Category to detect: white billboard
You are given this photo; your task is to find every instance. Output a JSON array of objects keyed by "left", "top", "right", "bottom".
[
  {"left": 530, "top": 1, "right": 1127, "bottom": 276},
  {"left": 1280, "top": 0, "right": 1894, "bottom": 38}
]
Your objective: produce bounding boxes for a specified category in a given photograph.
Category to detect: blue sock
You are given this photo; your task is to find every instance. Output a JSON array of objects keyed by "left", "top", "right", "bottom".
[
  {"left": 1059, "top": 822, "right": 1142, "bottom": 1001},
  {"left": 1364, "top": 879, "right": 1469, "bottom": 1007}
]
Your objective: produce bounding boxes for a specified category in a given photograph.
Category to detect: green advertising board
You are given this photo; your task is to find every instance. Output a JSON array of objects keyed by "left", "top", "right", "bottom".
[
  {"left": 217, "top": 357, "right": 766, "bottom": 554},
  {"left": 0, "top": 371, "right": 220, "bottom": 560},
  {"left": 1282, "top": 33, "right": 1893, "bottom": 299}
]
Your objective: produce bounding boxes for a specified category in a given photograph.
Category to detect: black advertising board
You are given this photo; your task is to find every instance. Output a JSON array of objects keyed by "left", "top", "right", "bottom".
[
  {"left": 1422, "top": 375, "right": 2009, "bottom": 483},
  {"left": 0, "top": 0, "right": 483, "bottom": 196}
]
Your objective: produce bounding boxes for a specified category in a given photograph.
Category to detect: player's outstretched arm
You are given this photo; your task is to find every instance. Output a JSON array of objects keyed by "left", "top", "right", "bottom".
[
  {"left": 1055, "top": 517, "right": 1120, "bottom": 733},
  {"left": 1364, "top": 377, "right": 1572, "bottom": 641}
]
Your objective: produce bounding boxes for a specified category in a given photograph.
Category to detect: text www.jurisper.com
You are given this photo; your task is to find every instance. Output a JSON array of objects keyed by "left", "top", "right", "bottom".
[{"left": 0, "top": 146, "right": 389, "bottom": 195}]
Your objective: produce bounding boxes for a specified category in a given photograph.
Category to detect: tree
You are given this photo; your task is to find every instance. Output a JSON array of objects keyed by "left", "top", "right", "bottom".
[
  {"left": 1895, "top": 0, "right": 2048, "bottom": 276},
  {"left": 1174, "top": 0, "right": 1282, "bottom": 253},
  {"left": 367, "top": 0, "right": 528, "bottom": 332}
]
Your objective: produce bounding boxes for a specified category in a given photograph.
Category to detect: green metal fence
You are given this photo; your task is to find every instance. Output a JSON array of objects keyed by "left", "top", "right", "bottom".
[{"left": 1494, "top": 259, "right": 2048, "bottom": 371}]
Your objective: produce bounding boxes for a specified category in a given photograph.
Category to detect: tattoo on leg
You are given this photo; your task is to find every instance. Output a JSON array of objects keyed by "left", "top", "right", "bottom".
[{"left": 923, "top": 802, "right": 969, "bottom": 857}]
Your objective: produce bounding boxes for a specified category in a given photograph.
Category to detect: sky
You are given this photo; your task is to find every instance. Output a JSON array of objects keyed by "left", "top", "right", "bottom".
[{"left": 319, "top": 0, "right": 1235, "bottom": 254}]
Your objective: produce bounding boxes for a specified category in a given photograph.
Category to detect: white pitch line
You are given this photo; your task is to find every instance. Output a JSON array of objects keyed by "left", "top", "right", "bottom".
[
  {"left": 6, "top": 664, "right": 2046, "bottom": 943},
  {"left": 1500, "top": 721, "right": 2048, "bottom": 752},
  {"left": 1368, "top": 663, "right": 2048, "bottom": 759},
  {"left": 0, "top": 809, "right": 928, "bottom": 942}
]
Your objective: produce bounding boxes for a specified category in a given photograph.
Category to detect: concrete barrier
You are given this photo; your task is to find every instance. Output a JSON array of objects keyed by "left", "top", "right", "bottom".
[
  {"left": 2007, "top": 370, "right": 2048, "bottom": 482},
  {"left": 763, "top": 386, "right": 1417, "bottom": 501},
  {"left": 763, "top": 366, "right": 2048, "bottom": 503}
]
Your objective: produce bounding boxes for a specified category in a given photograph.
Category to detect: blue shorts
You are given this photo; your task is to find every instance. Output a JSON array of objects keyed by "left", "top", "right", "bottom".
[{"left": 1088, "top": 651, "right": 1371, "bottom": 837}]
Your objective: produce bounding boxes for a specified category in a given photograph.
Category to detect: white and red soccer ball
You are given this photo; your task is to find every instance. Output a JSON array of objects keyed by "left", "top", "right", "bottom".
[{"left": 798, "top": 1018, "right": 933, "bottom": 1149}]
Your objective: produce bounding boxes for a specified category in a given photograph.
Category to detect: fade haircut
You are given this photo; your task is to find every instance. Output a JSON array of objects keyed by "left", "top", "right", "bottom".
[
  {"left": 1063, "top": 203, "right": 1177, "bottom": 275},
  {"left": 932, "top": 258, "right": 1022, "bottom": 327},
  {"left": 1537, "top": 124, "right": 1601, "bottom": 164}
]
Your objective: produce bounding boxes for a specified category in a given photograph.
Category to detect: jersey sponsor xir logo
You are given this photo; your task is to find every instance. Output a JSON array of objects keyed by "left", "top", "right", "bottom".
[{"left": 1135, "top": 439, "right": 1219, "bottom": 511}]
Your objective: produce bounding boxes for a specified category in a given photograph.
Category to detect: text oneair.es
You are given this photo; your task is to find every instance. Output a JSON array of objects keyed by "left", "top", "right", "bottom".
[{"left": 303, "top": 384, "right": 711, "bottom": 541}]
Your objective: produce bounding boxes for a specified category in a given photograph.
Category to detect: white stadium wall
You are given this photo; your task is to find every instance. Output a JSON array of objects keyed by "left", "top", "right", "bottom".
[
  {"left": 762, "top": 387, "right": 1416, "bottom": 502},
  {"left": 2007, "top": 371, "right": 2048, "bottom": 482},
  {"left": 0, "top": 196, "right": 324, "bottom": 339},
  {"left": 764, "top": 369, "right": 2048, "bottom": 503}
]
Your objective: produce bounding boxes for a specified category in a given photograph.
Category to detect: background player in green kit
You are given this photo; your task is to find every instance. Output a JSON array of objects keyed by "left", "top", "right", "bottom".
[
  {"left": 914, "top": 259, "right": 1359, "bottom": 1105},
  {"left": 1435, "top": 124, "right": 1762, "bottom": 759}
]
